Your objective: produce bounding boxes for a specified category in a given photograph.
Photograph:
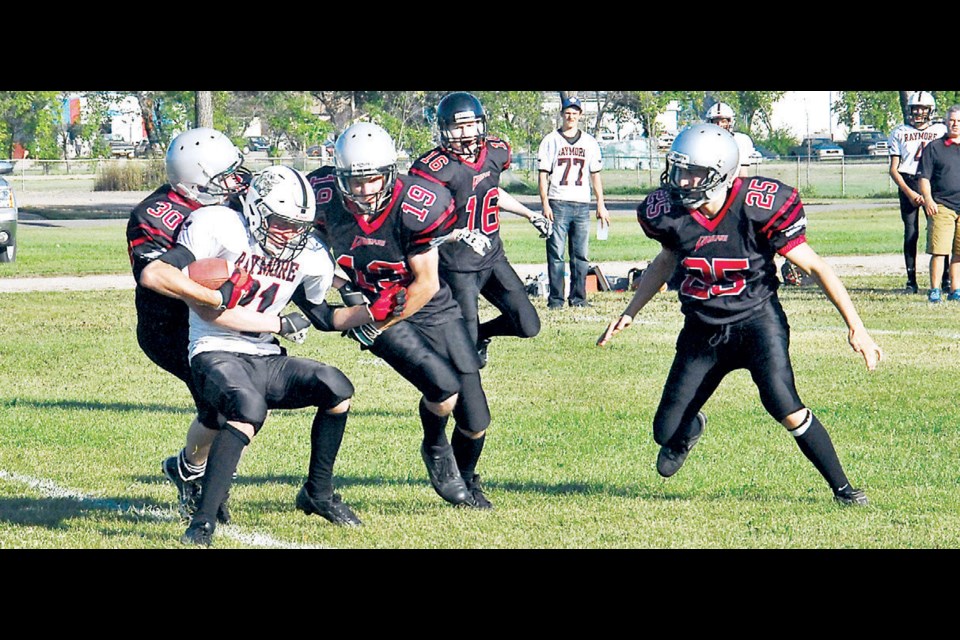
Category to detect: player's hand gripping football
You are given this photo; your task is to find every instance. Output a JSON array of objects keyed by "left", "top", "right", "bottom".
[
  {"left": 596, "top": 313, "right": 633, "bottom": 347},
  {"left": 217, "top": 267, "right": 260, "bottom": 310},
  {"left": 278, "top": 311, "right": 311, "bottom": 344},
  {"left": 848, "top": 325, "right": 883, "bottom": 371},
  {"left": 366, "top": 283, "right": 407, "bottom": 322},
  {"left": 529, "top": 213, "right": 553, "bottom": 239}
]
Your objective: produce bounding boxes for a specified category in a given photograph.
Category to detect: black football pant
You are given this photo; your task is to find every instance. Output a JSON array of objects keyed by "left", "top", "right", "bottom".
[
  {"left": 441, "top": 256, "right": 541, "bottom": 346},
  {"left": 370, "top": 317, "right": 491, "bottom": 435},
  {"left": 137, "top": 313, "right": 220, "bottom": 430},
  {"left": 653, "top": 298, "right": 804, "bottom": 450},
  {"left": 899, "top": 173, "right": 949, "bottom": 288}
]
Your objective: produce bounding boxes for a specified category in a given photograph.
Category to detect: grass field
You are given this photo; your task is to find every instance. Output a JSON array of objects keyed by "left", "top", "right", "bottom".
[{"left": 1, "top": 205, "right": 956, "bottom": 549}]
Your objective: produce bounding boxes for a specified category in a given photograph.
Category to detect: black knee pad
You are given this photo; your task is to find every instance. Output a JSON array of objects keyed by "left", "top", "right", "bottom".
[
  {"left": 224, "top": 386, "right": 268, "bottom": 431},
  {"left": 452, "top": 372, "right": 491, "bottom": 434}
]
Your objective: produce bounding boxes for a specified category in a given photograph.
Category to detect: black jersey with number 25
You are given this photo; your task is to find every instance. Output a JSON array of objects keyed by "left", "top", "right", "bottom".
[{"left": 638, "top": 177, "right": 808, "bottom": 325}]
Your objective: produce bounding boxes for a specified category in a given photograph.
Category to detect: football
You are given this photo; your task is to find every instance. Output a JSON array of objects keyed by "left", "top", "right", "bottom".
[{"left": 187, "top": 257, "right": 231, "bottom": 289}]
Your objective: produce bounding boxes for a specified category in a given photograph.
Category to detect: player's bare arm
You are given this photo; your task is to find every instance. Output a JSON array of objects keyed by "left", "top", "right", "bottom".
[
  {"left": 499, "top": 187, "right": 552, "bottom": 237},
  {"left": 590, "top": 171, "right": 610, "bottom": 224},
  {"left": 141, "top": 259, "right": 223, "bottom": 309},
  {"left": 783, "top": 242, "right": 883, "bottom": 371},
  {"left": 597, "top": 248, "right": 677, "bottom": 346},
  {"left": 374, "top": 247, "right": 441, "bottom": 332},
  {"left": 538, "top": 170, "right": 554, "bottom": 221}
]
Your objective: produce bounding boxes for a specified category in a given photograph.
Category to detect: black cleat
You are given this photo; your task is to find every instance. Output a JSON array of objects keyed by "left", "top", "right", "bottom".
[
  {"left": 904, "top": 281, "right": 919, "bottom": 294},
  {"left": 180, "top": 519, "right": 215, "bottom": 547},
  {"left": 163, "top": 455, "right": 202, "bottom": 520},
  {"left": 833, "top": 485, "right": 869, "bottom": 506},
  {"left": 420, "top": 442, "right": 475, "bottom": 506},
  {"left": 656, "top": 412, "right": 706, "bottom": 478},
  {"left": 462, "top": 473, "right": 493, "bottom": 509},
  {"left": 295, "top": 486, "right": 362, "bottom": 526},
  {"left": 477, "top": 338, "right": 491, "bottom": 369}
]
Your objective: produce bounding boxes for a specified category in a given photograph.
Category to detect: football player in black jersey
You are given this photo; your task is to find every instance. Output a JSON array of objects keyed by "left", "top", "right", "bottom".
[
  {"left": 410, "top": 92, "right": 552, "bottom": 368},
  {"left": 308, "top": 122, "right": 494, "bottom": 509},
  {"left": 598, "top": 123, "right": 883, "bottom": 506},
  {"left": 127, "top": 128, "right": 251, "bottom": 523}
]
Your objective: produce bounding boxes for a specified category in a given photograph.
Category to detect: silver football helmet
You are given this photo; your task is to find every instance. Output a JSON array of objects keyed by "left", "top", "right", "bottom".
[
  {"left": 705, "top": 102, "right": 736, "bottom": 130},
  {"left": 333, "top": 122, "right": 398, "bottom": 216},
  {"left": 664, "top": 123, "right": 740, "bottom": 210},
  {"left": 908, "top": 91, "right": 936, "bottom": 127},
  {"left": 243, "top": 165, "right": 316, "bottom": 261},
  {"left": 165, "top": 127, "right": 249, "bottom": 206}
]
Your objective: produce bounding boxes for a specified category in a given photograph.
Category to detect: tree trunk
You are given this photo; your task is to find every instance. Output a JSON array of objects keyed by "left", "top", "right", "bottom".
[{"left": 195, "top": 91, "right": 214, "bottom": 128}]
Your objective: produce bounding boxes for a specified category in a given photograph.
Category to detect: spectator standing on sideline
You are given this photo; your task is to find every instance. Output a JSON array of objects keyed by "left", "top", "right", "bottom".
[
  {"left": 597, "top": 123, "right": 882, "bottom": 506},
  {"left": 537, "top": 95, "right": 610, "bottom": 309},
  {"left": 889, "top": 91, "right": 948, "bottom": 295},
  {"left": 919, "top": 104, "right": 960, "bottom": 303},
  {"left": 705, "top": 102, "right": 755, "bottom": 178}
]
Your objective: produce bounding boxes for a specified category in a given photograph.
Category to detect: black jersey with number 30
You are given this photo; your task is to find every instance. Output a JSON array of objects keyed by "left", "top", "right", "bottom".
[
  {"left": 308, "top": 167, "right": 462, "bottom": 326},
  {"left": 409, "top": 137, "right": 512, "bottom": 272},
  {"left": 638, "top": 177, "right": 808, "bottom": 325}
]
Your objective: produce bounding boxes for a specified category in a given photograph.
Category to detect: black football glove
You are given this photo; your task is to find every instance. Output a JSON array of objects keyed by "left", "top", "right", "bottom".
[
  {"left": 344, "top": 323, "right": 382, "bottom": 349},
  {"left": 278, "top": 311, "right": 311, "bottom": 344}
]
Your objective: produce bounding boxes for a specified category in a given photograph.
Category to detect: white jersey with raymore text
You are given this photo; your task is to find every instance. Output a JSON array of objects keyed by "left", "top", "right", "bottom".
[
  {"left": 176, "top": 205, "right": 335, "bottom": 360},
  {"left": 537, "top": 129, "right": 603, "bottom": 203},
  {"left": 888, "top": 122, "right": 947, "bottom": 176}
]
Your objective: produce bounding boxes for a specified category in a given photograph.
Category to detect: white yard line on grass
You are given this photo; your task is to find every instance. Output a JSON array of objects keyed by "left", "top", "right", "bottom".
[{"left": 0, "top": 469, "right": 329, "bottom": 549}]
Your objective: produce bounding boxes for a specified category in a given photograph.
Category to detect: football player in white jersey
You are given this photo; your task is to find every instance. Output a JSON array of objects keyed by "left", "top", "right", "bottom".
[
  {"left": 705, "top": 102, "right": 756, "bottom": 178},
  {"left": 888, "top": 91, "right": 949, "bottom": 294},
  {"left": 141, "top": 165, "right": 405, "bottom": 546}
]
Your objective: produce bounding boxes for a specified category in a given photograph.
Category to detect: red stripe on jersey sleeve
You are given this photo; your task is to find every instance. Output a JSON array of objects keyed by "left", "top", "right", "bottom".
[
  {"left": 760, "top": 188, "right": 800, "bottom": 235},
  {"left": 409, "top": 167, "right": 445, "bottom": 185},
  {"left": 777, "top": 234, "right": 807, "bottom": 256},
  {"left": 131, "top": 222, "right": 176, "bottom": 246}
]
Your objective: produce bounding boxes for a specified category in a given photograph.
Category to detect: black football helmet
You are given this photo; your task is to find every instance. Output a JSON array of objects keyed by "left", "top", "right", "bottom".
[{"left": 436, "top": 92, "right": 486, "bottom": 157}]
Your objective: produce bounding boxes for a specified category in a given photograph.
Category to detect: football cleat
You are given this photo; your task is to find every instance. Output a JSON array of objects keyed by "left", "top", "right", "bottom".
[
  {"left": 162, "top": 456, "right": 202, "bottom": 520},
  {"left": 656, "top": 412, "right": 706, "bottom": 478},
  {"left": 949, "top": 290, "right": 960, "bottom": 302},
  {"left": 904, "top": 282, "right": 919, "bottom": 294},
  {"left": 833, "top": 485, "right": 869, "bottom": 506},
  {"left": 420, "top": 442, "right": 476, "bottom": 507},
  {"left": 928, "top": 288, "right": 942, "bottom": 303},
  {"left": 295, "top": 486, "right": 363, "bottom": 526},
  {"left": 180, "top": 519, "right": 215, "bottom": 547},
  {"left": 477, "top": 338, "right": 491, "bottom": 369},
  {"left": 462, "top": 472, "right": 493, "bottom": 510}
]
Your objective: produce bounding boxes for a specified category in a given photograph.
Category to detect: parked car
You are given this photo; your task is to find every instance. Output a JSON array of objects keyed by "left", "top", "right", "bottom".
[
  {"left": 788, "top": 137, "right": 844, "bottom": 161},
  {"left": 0, "top": 162, "right": 17, "bottom": 262},
  {"left": 242, "top": 136, "right": 270, "bottom": 154},
  {"left": 102, "top": 133, "right": 135, "bottom": 158},
  {"left": 840, "top": 130, "right": 890, "bottom": 157}
]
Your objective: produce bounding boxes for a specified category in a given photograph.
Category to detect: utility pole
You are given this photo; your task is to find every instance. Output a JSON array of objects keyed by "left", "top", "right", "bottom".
[{"left": 195, "top": 91, "right": 214, "bottom": 128}]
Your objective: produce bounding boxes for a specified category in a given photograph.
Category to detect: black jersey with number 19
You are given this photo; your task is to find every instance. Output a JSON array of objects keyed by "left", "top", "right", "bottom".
[
  {"left": 638, "top": 177, "right": 808, "bottom": 325},
  {"left": 308, "top": 167, "right": 462, "bottom": 326}
]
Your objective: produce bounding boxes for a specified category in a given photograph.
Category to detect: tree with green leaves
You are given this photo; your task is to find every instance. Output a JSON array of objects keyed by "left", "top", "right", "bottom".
[{"left": 0, "top": 91, "right": 62, "bottom": 159}]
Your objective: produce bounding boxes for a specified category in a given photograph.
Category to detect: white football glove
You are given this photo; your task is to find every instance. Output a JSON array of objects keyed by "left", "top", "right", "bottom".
[
  {"left": 455, "top": 228, "right": 492, "bottom": 256},
  {"left": 529, "top": 214, "right": 553, "bottom": 239}
]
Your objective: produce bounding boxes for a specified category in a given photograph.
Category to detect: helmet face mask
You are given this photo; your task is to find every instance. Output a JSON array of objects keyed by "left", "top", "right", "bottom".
[
  {"left": 908, "top": 91, "right": 936, "bottom": 127},
  {"left": 663, "top": 123, "right": 740, "bottom": 210},
  {"left": 243, "top": 166, "right": 315, "bottom": 261},
  {"left": 165, "top": 127, "right": 249, "bottom": 206},
  {"left": 437, "top": 92, "right": 487, "bottom": 157},
  {"left": 333, "top": 122, "right": 398, "bottom": 216}
]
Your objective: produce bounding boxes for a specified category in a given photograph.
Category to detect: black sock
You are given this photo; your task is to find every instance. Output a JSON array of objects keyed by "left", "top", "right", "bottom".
[
  {"left": 194, "top": 426, "right": 248, "bottom": 524},
  {"left": 419, "top": 397, "right": 450, "bottom": 449},
  {"left": 452, "top": 429, "right": 485, "bottom": 479},
  {"left": 790, "top": 410, "right": 850, "bottom": 492},
  {"left": 906, "top": 268, "right": 917, "bottom": 285},
  {"left": 305, "top": 410, "right": 348, "bottom": 500}
]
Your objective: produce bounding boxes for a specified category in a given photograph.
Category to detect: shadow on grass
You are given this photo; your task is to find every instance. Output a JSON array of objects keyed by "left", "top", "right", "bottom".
[
  {"left": 0, "top": 398, "right": 410, "bottom": 420},
  {"left": 0, "top": 495, "right": 175, "bottom": 528}
]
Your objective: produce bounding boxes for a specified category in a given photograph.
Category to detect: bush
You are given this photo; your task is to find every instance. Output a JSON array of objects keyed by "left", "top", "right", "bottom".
[{"left": 94, "top": 160, "right": 165, "bottom": 191}]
